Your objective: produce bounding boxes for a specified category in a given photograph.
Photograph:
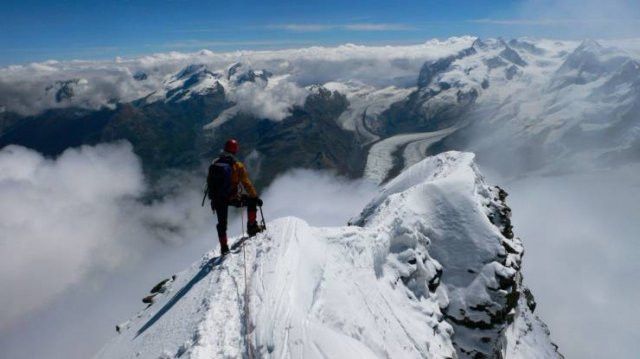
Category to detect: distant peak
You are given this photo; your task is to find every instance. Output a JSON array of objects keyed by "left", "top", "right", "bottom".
[
  {"left": 471, "top": 38, "right": 487, "bottom": 50},
  {"left": 227, "top": 62, "right": 243, "bottom": 79},
  {"left": 176, "top": 64, "right": 207, "bottom": 79},
  {"left": 576, "top": 38, "right": 603, "bottom": 52}
]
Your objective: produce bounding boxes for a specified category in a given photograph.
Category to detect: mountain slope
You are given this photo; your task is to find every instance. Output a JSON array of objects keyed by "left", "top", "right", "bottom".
[
  {"left": 409, "top": 38, "right": 640, "bottom": 176},
  {"left": 96, "top": 151, "right": 560, "bottom": 359}
]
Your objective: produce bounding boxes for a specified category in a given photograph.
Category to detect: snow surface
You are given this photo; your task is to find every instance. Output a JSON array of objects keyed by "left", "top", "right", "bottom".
[{"left": 95, "top": 151, "right": 560, "bottom": 359}]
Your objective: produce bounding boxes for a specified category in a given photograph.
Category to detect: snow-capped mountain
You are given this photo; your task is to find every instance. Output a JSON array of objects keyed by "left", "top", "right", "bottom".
[
  {"left": 1, "top": 37, "right": 638, "bottom": 185},
  {"left": 344, "top": 37, "right": 640, "bottom": 181},
  {"left": 140, "top": 62, "right": 276, "bottom": 105},
  {"left": 454, "top": 38, "right": 640, "bottom": 175},
  {"left": 144, "top": 64, "right": 225, "bottom": 103},
  {"left": 95, "top": 152, "right": 561, "bottom": 359},
  {"left": 45, "top": 78, "right": 88, "bottom": 103}
]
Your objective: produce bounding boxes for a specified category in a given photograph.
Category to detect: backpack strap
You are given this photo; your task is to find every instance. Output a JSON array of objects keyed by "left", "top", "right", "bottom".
[{"left": 215, "top": 154, "right": 237, "bottom": 165}]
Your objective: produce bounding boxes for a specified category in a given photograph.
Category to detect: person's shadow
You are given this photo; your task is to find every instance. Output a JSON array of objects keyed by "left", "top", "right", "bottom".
[
  {"left": 230, "top": 236, "right": 250, "bottom": 252},
  {"left": 135, "top": 255, "right": 226, "bottom": 338}
]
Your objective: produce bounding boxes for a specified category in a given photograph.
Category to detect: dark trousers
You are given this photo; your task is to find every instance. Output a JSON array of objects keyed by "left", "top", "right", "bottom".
[{"left": 211, "top": 196, "right": 258, "bottom": 247}]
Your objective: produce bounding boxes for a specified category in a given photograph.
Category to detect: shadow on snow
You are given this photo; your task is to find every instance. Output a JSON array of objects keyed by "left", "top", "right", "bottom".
[
  {"left": 135, "top": 236, "right": 252, "bottom": 338},
  {"left": 135, "top": 255, "right": 225, "bottom": 337}
]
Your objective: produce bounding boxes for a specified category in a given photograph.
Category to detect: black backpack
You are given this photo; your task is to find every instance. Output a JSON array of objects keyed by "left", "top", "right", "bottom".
[{"left": 207, "top": 156, "right": 235, "bottom": 201}]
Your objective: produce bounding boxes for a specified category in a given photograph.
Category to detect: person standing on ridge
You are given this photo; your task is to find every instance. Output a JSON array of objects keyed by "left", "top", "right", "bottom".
[{"left": 207, "top": 139, "right": 263, "bottom": 255}]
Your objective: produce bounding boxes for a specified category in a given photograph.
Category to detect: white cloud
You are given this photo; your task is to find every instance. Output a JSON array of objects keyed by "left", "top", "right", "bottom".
[
  {"left": 498, "top": 167, "right": 640, "bottom": 359},
  {"left": 229, "top": 75, "right": 308, "bottom": 121},
  {"left": 258, "top": 169, "right": 377, "bottom": 226},
  {"left": 0, "top": 142, "right": 212, "bottom": 331}
]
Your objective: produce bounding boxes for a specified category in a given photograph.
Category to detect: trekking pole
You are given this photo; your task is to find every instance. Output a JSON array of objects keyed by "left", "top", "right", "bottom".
[
  {"left": 259, "top": 205, "right": 267, "bottom": 230},
  {"left": 201, "top": 184, "right": 208, "bottom": 207}
]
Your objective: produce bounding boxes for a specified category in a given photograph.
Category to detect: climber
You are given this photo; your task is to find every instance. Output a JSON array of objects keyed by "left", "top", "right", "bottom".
[{"left": 207, "top": 138, "right": 264, "bottom": 255}]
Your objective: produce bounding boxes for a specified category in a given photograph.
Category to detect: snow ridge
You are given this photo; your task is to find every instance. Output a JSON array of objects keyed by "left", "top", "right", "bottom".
[{"left": 96, "top": 151, "right": 560, "bottom": 359}]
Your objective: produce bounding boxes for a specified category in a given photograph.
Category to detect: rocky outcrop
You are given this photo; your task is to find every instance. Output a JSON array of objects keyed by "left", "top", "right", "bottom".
[{"left": 354, "top": 152, "right": 562, "bottom": 359}]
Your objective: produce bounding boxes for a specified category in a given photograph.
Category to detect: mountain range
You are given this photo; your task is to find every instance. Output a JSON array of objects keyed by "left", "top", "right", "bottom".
[
  {"left": 2, "top": 37, "right": 637, "bottom": 188},
  {"left": 2, "top": 36, "right": 637, "bottom": 358}
]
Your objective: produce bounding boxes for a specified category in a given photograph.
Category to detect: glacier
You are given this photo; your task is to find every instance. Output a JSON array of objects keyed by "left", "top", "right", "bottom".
[{"left": 96, "top": 152, "right": 560, "bottom": 359}]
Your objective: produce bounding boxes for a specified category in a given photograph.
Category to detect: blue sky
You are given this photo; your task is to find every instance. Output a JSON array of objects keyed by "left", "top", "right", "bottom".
[{"left": 1, "top": 0, "right": 639, "bottom": 65}]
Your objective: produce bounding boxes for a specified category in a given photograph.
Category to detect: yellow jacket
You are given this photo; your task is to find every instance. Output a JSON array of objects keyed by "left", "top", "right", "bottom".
[{"left": 230, "top": 161, "right": 257, "bottom": 198}]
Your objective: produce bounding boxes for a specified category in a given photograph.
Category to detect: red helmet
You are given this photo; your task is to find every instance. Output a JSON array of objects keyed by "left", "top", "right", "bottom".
[{"left": 224, "top": 138, "right": 239, "bottom": 154}]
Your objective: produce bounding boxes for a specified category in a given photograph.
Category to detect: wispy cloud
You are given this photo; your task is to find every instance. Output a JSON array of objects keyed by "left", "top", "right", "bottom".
[
  {"left": 158, "top": 39, "right": 313, "bottom": 49},
  {"left": 343, "top": 23, "right": 416, "bottom": 31},
  {"left": 270, "top": 23, "right": 416, "bottom": 32},
  {"left": 272, "top": 24, "right": 334, "bottom": 32},
  {"left": 469, "top": 18, "right": 640, "bottom": 26}
]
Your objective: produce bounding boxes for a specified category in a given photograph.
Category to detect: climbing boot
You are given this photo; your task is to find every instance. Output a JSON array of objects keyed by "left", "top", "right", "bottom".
[{"left": 247, "top": 222, "right": 262, "bottom": 237}]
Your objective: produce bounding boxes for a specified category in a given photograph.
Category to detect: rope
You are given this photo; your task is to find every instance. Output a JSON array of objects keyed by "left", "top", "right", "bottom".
[
  {"left": 240, "top": 207, "right": 245, "bottom": 238},
  {"left": 239, "top": 206, "right": 254, "bottom": 359},
  {"left": 242, "top": 240, "right": 254, "bottom": 359}
]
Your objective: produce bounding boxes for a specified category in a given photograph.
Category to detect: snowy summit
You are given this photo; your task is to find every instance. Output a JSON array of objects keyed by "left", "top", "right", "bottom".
[{"left": 96, "top": 152, "right": 561, "bottom": 359}]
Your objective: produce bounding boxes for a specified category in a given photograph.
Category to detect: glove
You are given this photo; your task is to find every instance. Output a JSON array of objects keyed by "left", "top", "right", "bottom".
[{"left": 256, "top": 197, "right": 263, "bottom": 207}]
